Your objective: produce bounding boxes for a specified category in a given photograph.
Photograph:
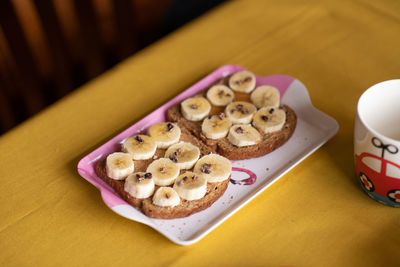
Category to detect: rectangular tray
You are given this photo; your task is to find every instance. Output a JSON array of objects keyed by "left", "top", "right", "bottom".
[{"left": 77, "top": 65, "right": 339, "bottom": 245}]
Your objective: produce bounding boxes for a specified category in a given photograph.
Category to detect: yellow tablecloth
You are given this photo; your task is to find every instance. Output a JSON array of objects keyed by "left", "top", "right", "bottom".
[{"left": 1, "top": 0, "right": 400, "bottom": 265}]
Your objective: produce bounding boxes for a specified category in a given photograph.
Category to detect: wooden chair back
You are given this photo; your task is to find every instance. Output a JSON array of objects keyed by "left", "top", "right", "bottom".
[{"left": 0, "top": 0, "right": 140, "bottom": 133}]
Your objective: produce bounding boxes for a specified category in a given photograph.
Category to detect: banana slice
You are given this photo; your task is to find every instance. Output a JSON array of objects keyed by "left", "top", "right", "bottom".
[
  {"left": 146, "top": 158, "right": 180, "bottom": 186},
  {"left": 227, "top": 124, "right": 262, "bottom": 147},
  {"left": 148, "top": 122, "right": 181, "bottom": 149},
  {"left": 229, "top": 70, "right": 256, "bottom": 93},
  {"left": 201, "top": 113, "right": 232, "bottom": 139},
  {"left": 106, "top": 152, "right": 134, "bottom": 180},
  {"left": 206, "top": 85, "right": 235, "bottom": 106},
  {"left": 122, "top": 135, "right": 157, "bottom": 160},
  {"left": 173, "top": 172, "right": 207, "bottom": 201},
  {"left": 164, "top": 142, "right": 200, "bottom": 169},
  {"left": 124, "top": 172, "right": 155, "bottom": 199},
  {"left": 152, "top": 187, "right": 181, "bottom": 207},
  {"left": 250, "top": 85, "right": 280, "bottom": 108},
  {"left": 194, "top": 154, "right": 232, "bottom": 183},
  {"left": 225, "top": 101, "right": 257, "bottom": 124},
  {"left": 181, "top": 96, "right": 211, "bottom": 121},
  {"left": 252, "top": 107, "right": 286, "bottom": 134}
]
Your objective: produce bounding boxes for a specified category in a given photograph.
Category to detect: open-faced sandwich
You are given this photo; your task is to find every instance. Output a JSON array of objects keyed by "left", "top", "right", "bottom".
[
  {"left": 96, "top": 122, "right": 232, "bottom": 219},
  {"left": 167, "top": 70, "right": 297, "bottom": 160}
]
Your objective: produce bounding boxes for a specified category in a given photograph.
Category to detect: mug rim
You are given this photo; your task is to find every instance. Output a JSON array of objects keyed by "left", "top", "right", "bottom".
[{"left": 357, "top": 79, "right": 400, "bottom": 144}]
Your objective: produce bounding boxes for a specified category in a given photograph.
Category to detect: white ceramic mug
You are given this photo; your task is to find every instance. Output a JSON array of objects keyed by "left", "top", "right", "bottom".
[{"left": 354, "top": 79, "right": 400, "bottom": 207}]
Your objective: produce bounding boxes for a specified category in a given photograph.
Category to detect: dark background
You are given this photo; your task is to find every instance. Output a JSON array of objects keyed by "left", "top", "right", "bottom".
[{"left": 0, "top": 0, "right": 226, "bottom": 135}]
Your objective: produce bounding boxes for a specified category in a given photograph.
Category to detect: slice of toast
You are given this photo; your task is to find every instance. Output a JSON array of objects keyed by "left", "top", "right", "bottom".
[
  {"left": 141, "top": 179, "right": 229, "bottom": 219},
  {"left": 95, "top": 128, "right": 230, "bottom": 219},
  {"left": 166, "top": 77, "right": 297, "bottom": 160}
]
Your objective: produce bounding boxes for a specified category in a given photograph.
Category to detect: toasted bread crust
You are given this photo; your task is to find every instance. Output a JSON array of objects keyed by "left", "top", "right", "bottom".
[
  {"left": 96, "top": 159, "right": 143, "bottom": 208},
  {"left": 94, "top": 130, "right": 229, "bottom": 219},
  {"left": 141, "top": 179, "right": 229, "bottom": 219},
  {"left": 166, "top": 104, "right": 297, "bottom": 160}
]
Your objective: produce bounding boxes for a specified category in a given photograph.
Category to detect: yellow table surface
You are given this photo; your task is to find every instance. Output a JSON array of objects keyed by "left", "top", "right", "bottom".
[{"left": 1, "top": 0, "right": 400, "bottom": 265}]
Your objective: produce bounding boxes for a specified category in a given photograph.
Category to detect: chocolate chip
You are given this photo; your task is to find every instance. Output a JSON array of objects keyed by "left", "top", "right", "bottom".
[
  {"left": 169, "top": 154, "right": 178, "bottom": 163},
  {"left": 165, "top": 193, "right": 170, "bottom": 199},
  {"left": 192, "top": 175, "right": 198, "bottom": 180},
  {"left": 242, "top": 108, "right": 249, "bottom": 114},
  {"left": 237, "top": 104, "right": 243, "bottom": 110},
  {"left": 137, "top": 176, "right": 144, "bottom": 183},
  {"left": 261, "top": 115, "right": 269, "bottom": 121},
  {"left": 159, "top": 167, "right": 167, "bottom": 173},
  {"left": 244, "top": 76, "right": 252, "bottom": 82},
  {"left": 144, "top": 172, "right": 152, "bottom": 179},
  {"left": 135, "top": 135, "right": 144, "bottom": 143},
  {"left": 201, "top": 163, "right": 211, "bottom": 174},
  {"left": 226, "top": 93, "right": 231, "bottom": 97},
  {"left": 208, "top": 115, "right": 212, "bottom": 119},
  {"left": 235, "top": 77, "right": 252, "bottom": 85},
  {"left": 174, "top": 148, "right": 182, "bottom": 156},
  {"left": 218, "top": 90, "right": 224, "bottom": 97},
  {"left": 183, "top": 176, "right": 188, "bottom": 181},
  {"left": 167, "top": 123, "right": 174, "bottom": 131},
  {"left": 218, "top": 112, "right": 225, "bottom": 120},
  {"left": 136, "top": 173, "right": 141, "bottom": 178},
  {"left": 190, "top": 104, "right": 198, "bottom": 109},
  {"left": 230, "top": 109, "right": 236, "bottom": 114},
  {"left": 269, "top": 108, "right": 274, "bottom": 114},
  {"left": 235, "top": 127, "right": 244, "bottom": 134}
]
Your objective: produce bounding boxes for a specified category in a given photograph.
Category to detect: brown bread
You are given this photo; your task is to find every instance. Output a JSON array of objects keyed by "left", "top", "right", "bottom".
[
  {"left": 166, "top": 104, "right": 297, "bottom": 160},
  {"left": 141, "top": 179, "right": 229, "bottom": 219},
  {"left": 166, "top": 75, "right": 297, "bottom": 160},
  {"left": 95, "top": 129, "right": 230, "bottom": 218}
]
